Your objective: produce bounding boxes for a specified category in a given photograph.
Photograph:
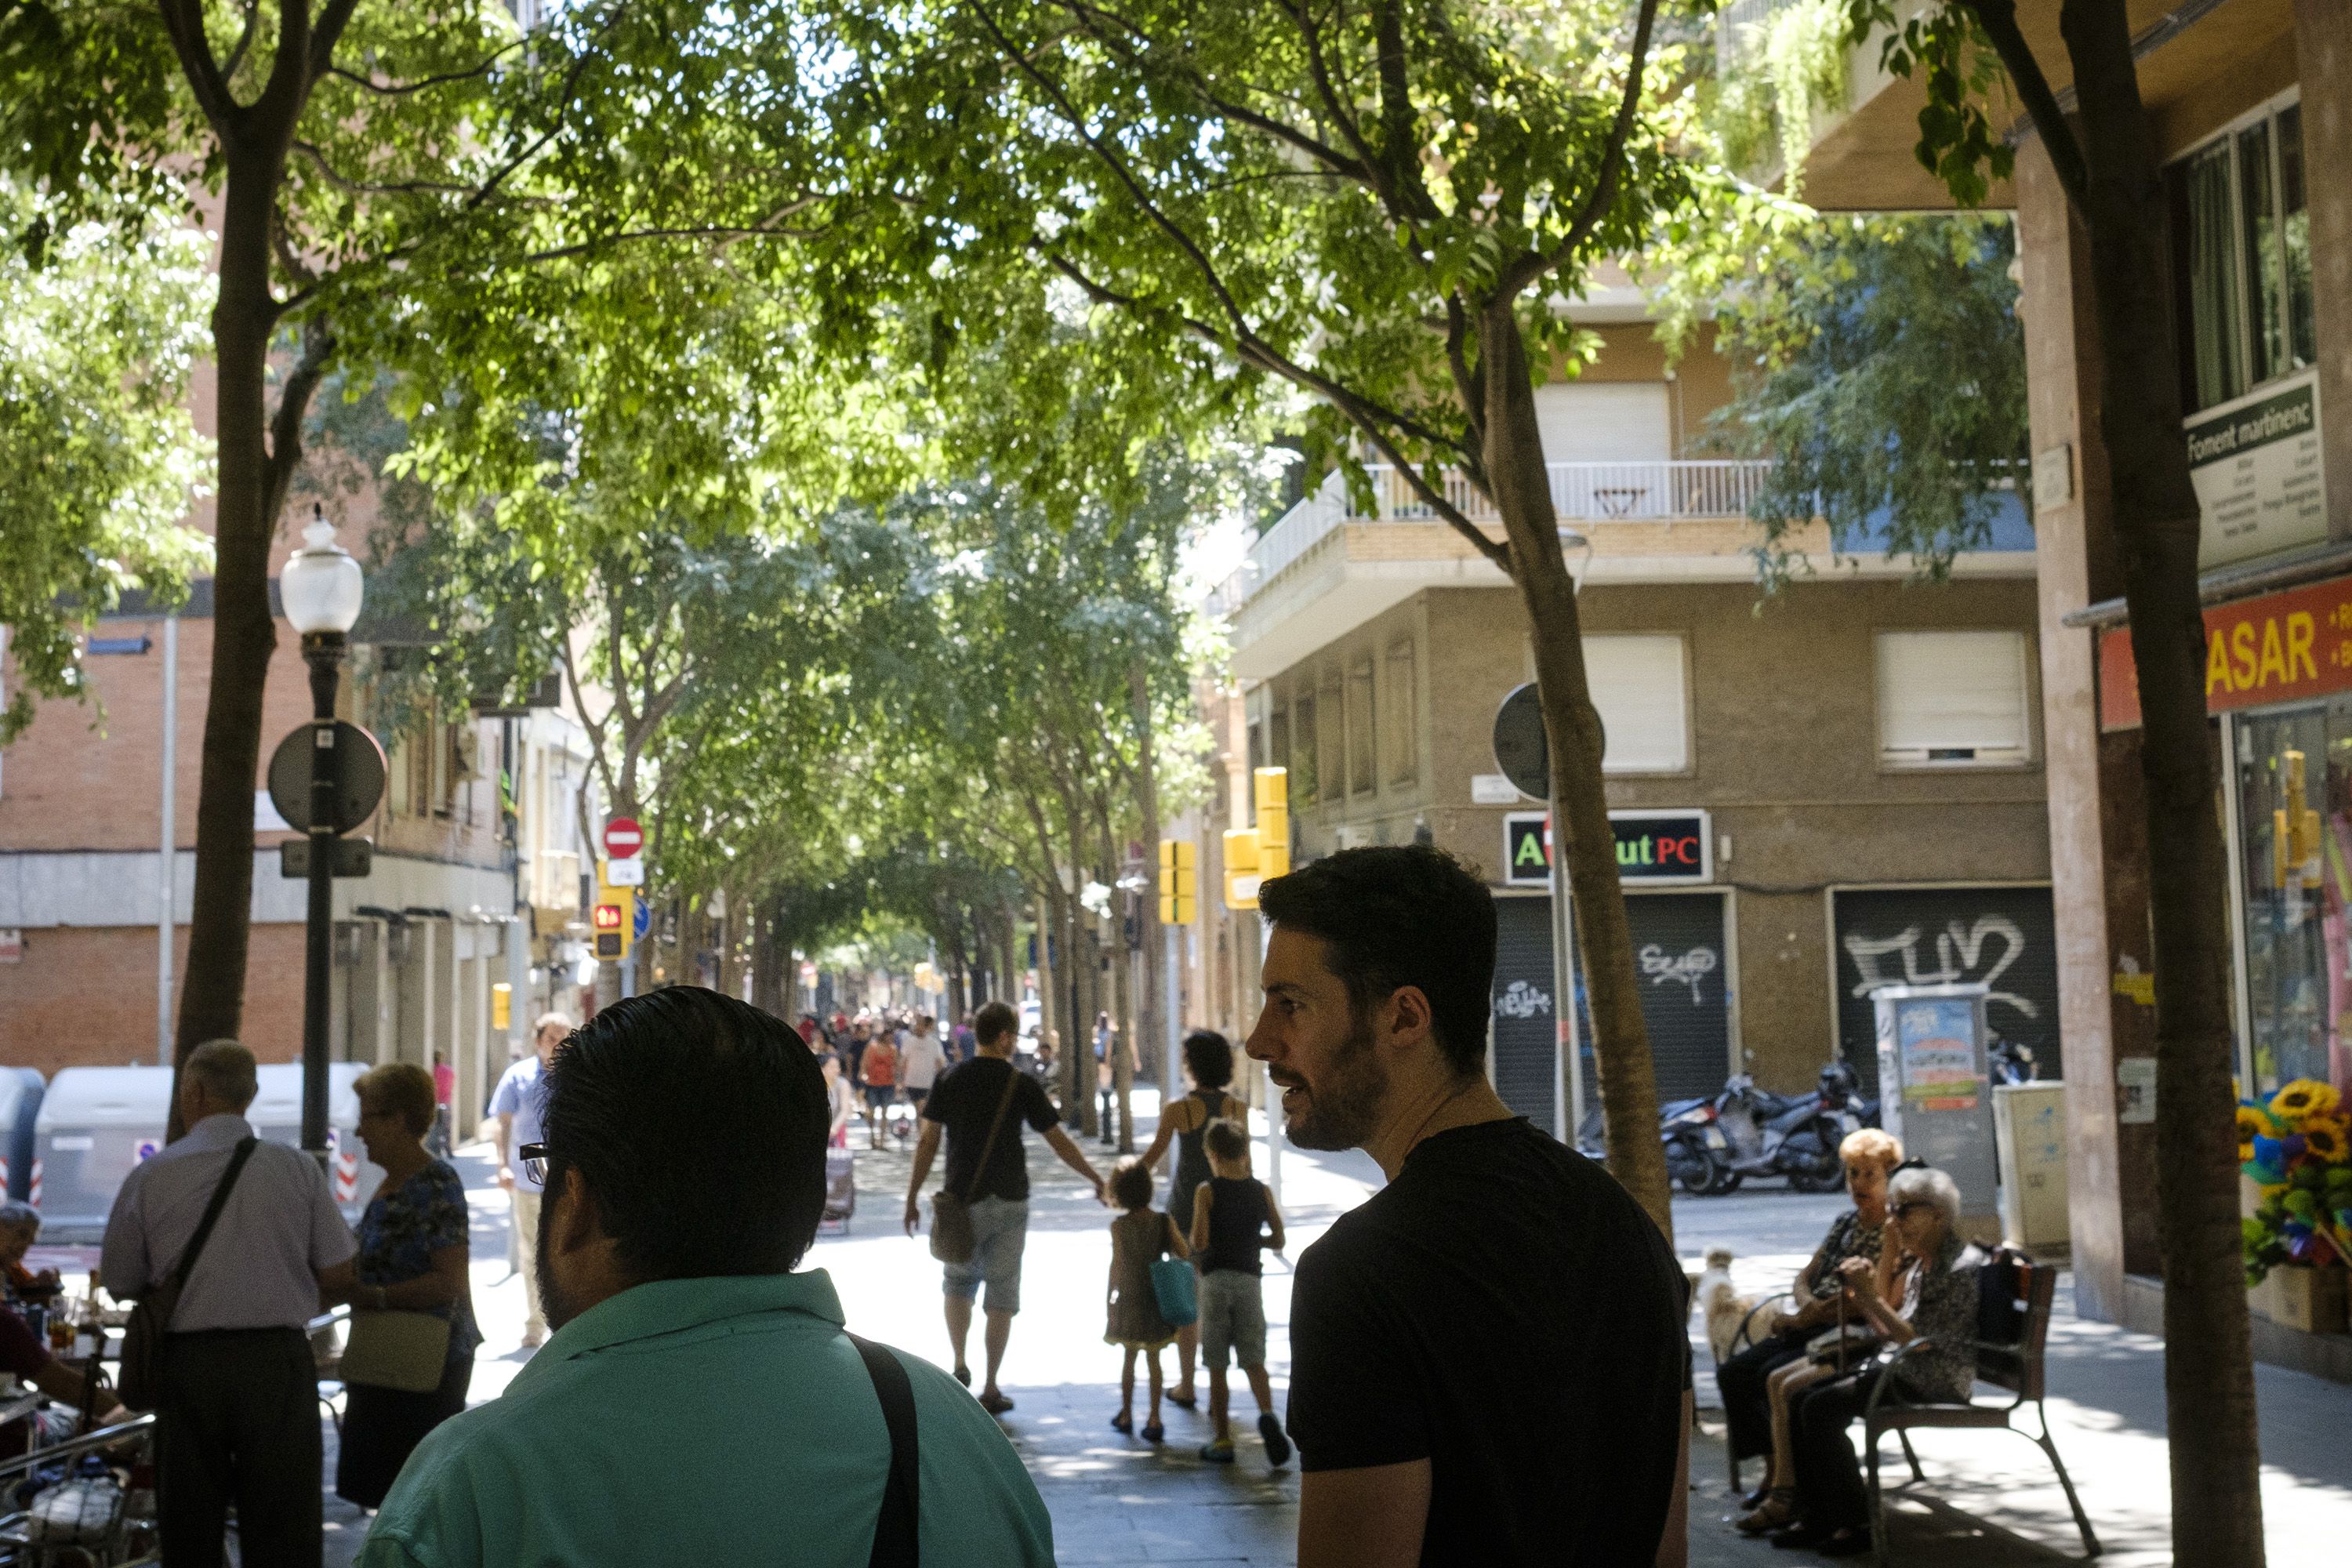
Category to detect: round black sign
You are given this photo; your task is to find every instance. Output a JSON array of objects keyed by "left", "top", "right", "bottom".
[
  {"left": 267, "top": 720, "right": 387, "bottom": 835},
  {"left": 1491, "top": 683, "right": 1548, "bottom": 800}
]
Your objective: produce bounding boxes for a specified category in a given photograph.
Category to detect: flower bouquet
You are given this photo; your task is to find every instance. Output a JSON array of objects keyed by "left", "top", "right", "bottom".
[{"left": 2240, "top": 1080, "right": 2352, "bottom": 1292}]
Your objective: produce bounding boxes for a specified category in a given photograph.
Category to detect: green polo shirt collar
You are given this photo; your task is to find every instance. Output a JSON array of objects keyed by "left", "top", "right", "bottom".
[{"left": 510, "top": 1269, "right": 846, "bottom": 1394}]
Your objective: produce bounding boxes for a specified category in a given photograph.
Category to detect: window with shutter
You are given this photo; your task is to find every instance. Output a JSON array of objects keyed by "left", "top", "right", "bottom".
[
  {"left": 1385, "top": 639, "right": 1418, "bottom": 786},
  {"left": 1875, "top": 630, "right": 2033, "bottom": 767},
  {"left": 1348, "top": 658, "right": 1376, "bottom": 795},
  {"left": 1583, "top": 634, "right": 1690, "bottom": 774}
]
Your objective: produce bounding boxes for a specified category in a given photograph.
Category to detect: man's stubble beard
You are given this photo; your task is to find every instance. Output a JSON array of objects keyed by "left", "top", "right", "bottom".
[
  {"left": 535, "top": 1189, "right": 579, "bottom": 1333},
  {"left": 1281, "top": 1012, "right": 1389, "bottom": 1152}
]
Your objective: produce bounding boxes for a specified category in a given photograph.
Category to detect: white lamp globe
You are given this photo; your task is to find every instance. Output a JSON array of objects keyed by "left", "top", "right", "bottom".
[{"left": 282, "top": 510, "right": 365, "bottom": 635}]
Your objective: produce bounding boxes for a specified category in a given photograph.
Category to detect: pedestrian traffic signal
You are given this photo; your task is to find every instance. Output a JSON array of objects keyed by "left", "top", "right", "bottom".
[
  {"left": 1160, "top": 839, "right": 1197, "bottom": 925},
  {"left": 492, "top": 983, "right": 512, "bottom": 1030},
  {"left": 591, "top": 887, "right": 636, "bottom": 961},
  {"left": 1224, "top": 828, "right": 1261, "bottom": 911}
]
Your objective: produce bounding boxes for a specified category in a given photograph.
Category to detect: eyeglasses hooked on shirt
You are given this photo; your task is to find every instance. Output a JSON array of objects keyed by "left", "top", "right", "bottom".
[{"left": 519, "top": 1143, "right": 549, "bottom": 1185}]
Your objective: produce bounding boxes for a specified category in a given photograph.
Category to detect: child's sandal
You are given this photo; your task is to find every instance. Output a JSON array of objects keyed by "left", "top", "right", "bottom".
[
  {"left": 1111, "top": 1410, "right": 1134, "bottom": 1433},
  {"left": 1142, "top": 1421, "right": 1164, "bottom": 1443}
]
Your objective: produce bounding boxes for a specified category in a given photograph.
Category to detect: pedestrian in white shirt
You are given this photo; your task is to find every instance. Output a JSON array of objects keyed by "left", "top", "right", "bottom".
[
  {"left": 492, "top": 1012, "right": 572, "bottom": 1348},
  {"left": 100, "top": 1040, "right": 358, "bottom": 1567},
  {"left": 900, "top": 1014, "right": 949, "bottom": 1116}
]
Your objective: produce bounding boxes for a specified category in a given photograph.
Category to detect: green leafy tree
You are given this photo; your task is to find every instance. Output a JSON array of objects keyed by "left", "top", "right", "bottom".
[
  {"left": 1834, "top": 0, "right": 2259, "bottom": 1554},
  {"left": 1704, "top": 213, "right": 2030, "bottom": 583},
  {"left": 834, "top": 0, "right": 1690, "bottom": 1225},
  {"left": 0, "top": 177, "right": 210, "bottom": 737}
]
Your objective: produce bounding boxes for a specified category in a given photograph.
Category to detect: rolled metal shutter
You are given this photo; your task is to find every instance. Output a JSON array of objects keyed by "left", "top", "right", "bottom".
[
  {"left": 1492, "top": 896, "right": 1562, "bottom": 1137},
  {"left": 1831, "top": 886, "right": 2059, "bottom": 1097}
]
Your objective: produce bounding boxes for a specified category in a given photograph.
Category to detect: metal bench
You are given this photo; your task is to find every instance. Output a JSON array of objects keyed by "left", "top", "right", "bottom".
[{"left": 1863, "top": 1247, "right": 2100, "bottom": 1563}]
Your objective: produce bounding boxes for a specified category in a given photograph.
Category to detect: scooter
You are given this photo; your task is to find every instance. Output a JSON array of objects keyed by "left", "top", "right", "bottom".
[
  {"left": 1709, "top": 1069, "right": 1849, "bottom": 1194},
  {"left": 1576, "top": 1098, "right": 1735, "bottom": 1196}
]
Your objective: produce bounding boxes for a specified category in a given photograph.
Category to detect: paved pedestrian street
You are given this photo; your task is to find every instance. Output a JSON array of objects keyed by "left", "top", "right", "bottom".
[{"left": 317, "top": 1092, "right": 2352, "bottom": 1566}]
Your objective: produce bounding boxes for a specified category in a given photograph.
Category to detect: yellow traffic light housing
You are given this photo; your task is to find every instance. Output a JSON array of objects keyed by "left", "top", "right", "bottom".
[
  {"left": 1254, "top": 767, "right": 1290, "bottom": 880},
  {"left": 1224, "top": 828, "right": 1261, "bottom": 910},
  {"left": 591, "top": 877, "right": 637, "bottom": 961},
  {"left": 1160, "top": 839, "right": 1198, "bottom": 924}
]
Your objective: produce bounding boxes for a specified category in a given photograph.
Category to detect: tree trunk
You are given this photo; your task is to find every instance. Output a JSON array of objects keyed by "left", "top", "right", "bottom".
[
  {"left": 174, "top": 153, "right": 288, "bottom": 1081},
  {"left": 1482, "top": 300, "right": 1673, "bottom": 1240},
  {"left": 1033, "top": 885, "right": 1063, "bottom": 1096},
  {"left": 751, "top": 894, "right": 789, "bottom": 1016},
  {"left": 2052, "top": 2, "right": 2263, "bottom": 1555}
]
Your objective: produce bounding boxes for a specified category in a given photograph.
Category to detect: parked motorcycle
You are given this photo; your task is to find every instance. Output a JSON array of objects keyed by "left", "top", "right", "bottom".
[
  {"left": 1990, "top": 1033, "right": 2040, "bottom": 1086},
  {"left": 1707, "top": 1068, "right": 1853, "bottom": 1194}
]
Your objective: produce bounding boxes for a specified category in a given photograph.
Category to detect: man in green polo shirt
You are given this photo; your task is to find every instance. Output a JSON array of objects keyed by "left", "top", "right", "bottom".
[{"left": 358, "top": 988, "right": 1054, "bottom": 1568}]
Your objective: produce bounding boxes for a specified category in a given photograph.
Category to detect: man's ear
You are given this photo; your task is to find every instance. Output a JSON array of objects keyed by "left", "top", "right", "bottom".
[
  {"left": 548, "top": 1167, "right": 601, "bottom": 1258},
  {"left": 1381, "top": 985, "right": 1436, "bottom": 1051}
]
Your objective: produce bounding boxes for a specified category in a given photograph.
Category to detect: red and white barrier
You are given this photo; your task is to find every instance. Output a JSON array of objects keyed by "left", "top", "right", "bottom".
[
  {"left": 334, "top": 1149, "right": 359, "bottom": 1204},
  {"left": 27, "top": 1160, "right": 40, "bottom": 1210}
]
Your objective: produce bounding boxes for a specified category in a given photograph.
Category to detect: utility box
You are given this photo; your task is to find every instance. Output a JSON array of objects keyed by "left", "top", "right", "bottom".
[
  {"left": 1993, "top": 1081, "right": 2070, "bottom": 1250},
  {"left": 1871, "top": 982, "right": 2001, "bottom": 1238},
  {"left": 31, "top": 1068, "right": 173, "bottom": 1244}
]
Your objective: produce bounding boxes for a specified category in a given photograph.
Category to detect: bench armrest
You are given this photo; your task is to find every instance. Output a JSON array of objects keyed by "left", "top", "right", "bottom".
[
  {"left": 1863, "top": 1337, "right": 2029, "bottom": 1422},
  {"left": 1731, "top": 1292, "right": 1800, "bottom": 1355}
]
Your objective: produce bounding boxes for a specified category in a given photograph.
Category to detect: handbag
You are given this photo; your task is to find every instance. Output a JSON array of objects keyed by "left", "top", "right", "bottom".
[
  {"left": 929, "top": 1068, "right": 1022, "bottom": 1265},
  {"left": 1149, "top": 1257, "right": 1198, "bottom": 1327},
  {"left": 340, "top": 1309, "right": 454, "bottom": 1393},
  {"left": 118, "top": 1136, "right": 258, "bottom": 1412}
]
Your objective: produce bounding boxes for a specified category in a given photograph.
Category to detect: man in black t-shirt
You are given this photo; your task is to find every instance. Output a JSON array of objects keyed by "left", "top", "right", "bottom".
[
  {"left": 1252, "top": 846, "right": 1690, "bottom": 1568},
  {"left": 906, "top": 1000, "right": 1105, "bottom": 1414}
]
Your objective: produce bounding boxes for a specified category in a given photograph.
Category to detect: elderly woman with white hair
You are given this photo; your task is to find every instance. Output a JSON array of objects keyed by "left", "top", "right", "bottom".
[{"left": 1767, "top": 1165, "right": 1983, "bottom": 1557}]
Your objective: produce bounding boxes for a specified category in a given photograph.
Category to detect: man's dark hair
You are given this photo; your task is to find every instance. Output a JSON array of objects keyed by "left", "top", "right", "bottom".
[
  {"left": 1182, "top": 1029, "right": 1234, "bottom": 1090},
  {"left": 973, "top": 1000, "right": 1018, "bottom": 1046},
  {"left": 1258, "top": 845, "right": 1497, "bottom": 1079},
  {"left": 541, "top": 987, "right": 827, "bottom": 1281}
]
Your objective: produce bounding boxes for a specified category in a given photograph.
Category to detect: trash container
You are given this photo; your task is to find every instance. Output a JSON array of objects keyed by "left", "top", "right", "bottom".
[
  {"left": 30, "top": 1068, "right": 173, "bottom": 1244},
  {"left": 0, "top": 1070, "right": 45, "bottom": 1203},
  {"left": 249, "top": 1062, "right": 383, "bottom": 1221}
]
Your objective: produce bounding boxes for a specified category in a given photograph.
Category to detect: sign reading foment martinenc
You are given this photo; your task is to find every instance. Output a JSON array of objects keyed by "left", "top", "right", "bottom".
[{"left": 2190, "top": 371, "right": 2326, "bottom": 568}]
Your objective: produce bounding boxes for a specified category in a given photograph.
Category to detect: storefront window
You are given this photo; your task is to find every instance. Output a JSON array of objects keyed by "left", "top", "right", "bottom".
[{"left": 2235, "top": 702, "right": 2352, "bottom": 1094}]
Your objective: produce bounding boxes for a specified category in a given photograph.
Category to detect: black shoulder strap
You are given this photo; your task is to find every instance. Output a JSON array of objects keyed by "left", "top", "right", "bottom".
[
  {"left": 848, "top": 1333, "right": 920, "bottom": 1568},
  {"left": 173, "top": 1136, "right": 260, "bottom": 1290}
]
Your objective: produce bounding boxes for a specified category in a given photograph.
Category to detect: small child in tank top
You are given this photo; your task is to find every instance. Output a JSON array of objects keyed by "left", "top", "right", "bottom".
[{"left": 1188, "top": 1120, "right": 1290, "bottom": 1468}]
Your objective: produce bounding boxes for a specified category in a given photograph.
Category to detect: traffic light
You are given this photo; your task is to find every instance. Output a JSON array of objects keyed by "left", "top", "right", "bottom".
[
  {"left": 491, "top": 982, "right": 513, "bottom": 1031},
  {"left": 592, "top": 884, "right": 637, "bottom": 961},
  {"left": 1159, "top": 839, "right": 1197, "bottom": 925},
  {"left": 1223, "top": 828, "right": 1261, "bottom": 911},
  {"left": 1254, "top": 767, "right": 1290, "bottom": 880}
]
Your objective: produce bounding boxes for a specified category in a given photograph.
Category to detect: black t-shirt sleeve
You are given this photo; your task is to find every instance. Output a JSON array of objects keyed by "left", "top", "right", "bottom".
[
  {"left": 1286, "top": 1226, "right": 1431, "bottom": 1473},
  {"left": 1018, "top": 1073, "right": 1059, "bottom": 1132},
  {"left": 921, "top": 1066, "right": 959, "bottom": 1123}
]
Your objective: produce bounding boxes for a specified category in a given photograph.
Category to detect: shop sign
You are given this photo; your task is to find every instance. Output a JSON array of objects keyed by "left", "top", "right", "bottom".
[
  {"left": 2097, "top": 575, "right": 2352, "bottom": 731},
  {"left": 2191, "top": 371, "right": 2326, "bottom": 568},
  {"left": 1502, "top": 810, "right": 1711, "bottom": 887}
]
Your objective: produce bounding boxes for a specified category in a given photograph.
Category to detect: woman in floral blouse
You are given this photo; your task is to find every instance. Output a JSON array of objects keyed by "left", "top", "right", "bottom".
[
  {"left": 1772, "top": 1165, "right": 1983, "bottom": 1556},
  {"left": 334, "top": 1062, "right": 481, "bottom": 1510}
]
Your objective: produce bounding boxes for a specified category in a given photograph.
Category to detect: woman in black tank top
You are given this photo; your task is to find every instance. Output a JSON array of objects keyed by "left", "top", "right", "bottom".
[{"left": 1135, "top": 1029, "right": 1243, "bottom": 1406}]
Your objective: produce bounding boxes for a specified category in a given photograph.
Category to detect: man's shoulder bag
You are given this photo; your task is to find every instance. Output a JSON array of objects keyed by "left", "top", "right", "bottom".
[
  {"left": 929, "top": 1069, "right": 1022, "bottom": 1266},
  {"left": 118, "top": 1135, "right": 259, "bottom": 1412}
]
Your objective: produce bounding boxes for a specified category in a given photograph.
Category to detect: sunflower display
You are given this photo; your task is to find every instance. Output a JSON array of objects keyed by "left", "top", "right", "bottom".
[{"left": 2241, "top": 1083, "right": 2352, "bottom": 1283}]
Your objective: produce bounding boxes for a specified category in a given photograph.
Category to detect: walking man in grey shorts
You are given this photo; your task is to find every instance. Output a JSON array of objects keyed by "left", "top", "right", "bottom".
[
  {"left": 907, "top": 1001, "right": 1106, "bottom": 1414},
  {"left": 1187, "top": 1118, "right": 1290, "bottom": 1468}
]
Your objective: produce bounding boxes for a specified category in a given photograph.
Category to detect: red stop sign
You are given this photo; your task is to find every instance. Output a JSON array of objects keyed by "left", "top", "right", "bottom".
[{"left": 603, "top": 816, "right": 644, "bottom": 858}]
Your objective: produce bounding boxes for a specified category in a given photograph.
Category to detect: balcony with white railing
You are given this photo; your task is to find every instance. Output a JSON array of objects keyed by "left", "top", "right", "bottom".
[{"left": 1243, "top": 459, "right": 1774, "bottom": 593}]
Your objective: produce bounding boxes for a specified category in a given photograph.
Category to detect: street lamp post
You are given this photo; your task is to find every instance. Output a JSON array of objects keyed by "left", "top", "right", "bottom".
[{"left": 281, "top": 511, "right": 365, "bottom": 1163}]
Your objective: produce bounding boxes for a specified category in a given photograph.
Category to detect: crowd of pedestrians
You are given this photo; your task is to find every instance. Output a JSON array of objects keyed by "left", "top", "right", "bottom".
[{"left": 50, "top": 844, "right": 1737, "bottom": 1566}]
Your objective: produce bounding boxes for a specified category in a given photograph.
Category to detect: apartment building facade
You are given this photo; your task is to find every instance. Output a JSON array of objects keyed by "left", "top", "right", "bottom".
[{"left": 1209, "top": 310, "right": 2053, "bottom": 1136}]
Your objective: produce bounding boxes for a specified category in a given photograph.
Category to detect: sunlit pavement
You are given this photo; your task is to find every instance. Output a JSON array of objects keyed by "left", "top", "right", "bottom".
[{"left": 317, "top": 1097, "right": 2352, "bottom": 1566}]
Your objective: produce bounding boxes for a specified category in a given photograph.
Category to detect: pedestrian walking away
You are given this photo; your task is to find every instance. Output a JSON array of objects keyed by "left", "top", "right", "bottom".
[
  {"left": 492, "top": 1012, "right": 572, "bottom": 1350},
  {"left": 1187, "top": 1119, "right": 1289, "bottom": 1468},
  {"left": 358, "top": 987, "right": 1054, "bottom": 1567},
  {"left": 100, "top": 1039, "right": 360, "bottom": 1568},
  {"left": 332, "top": 1062, "right": 481, "bottom": 1512},
  {"left": 905, "top": 1000, "right": 1106, "bottom": 1415},
  {"left": 429, "top": 1051, "right": 456, "bottom": 1158},
  {"left": 859, "top": 1029, "right": 899, "bottom": 1150},
  {"left": 1102, "top": 1156, "right": 1189, "bottom": 1444},
  {"left": 899, "top": 1014, "right": 948, "bottom": 1121},
  {"left": 1251, "top": 846, "right": 1690, "bottom": 1568},
  {"left": 1136, "top": 1029, "right": 1251, "bottom": 1408},
  {"left": 822, "top": 1053, "right": 855, "bottom": 1149}
]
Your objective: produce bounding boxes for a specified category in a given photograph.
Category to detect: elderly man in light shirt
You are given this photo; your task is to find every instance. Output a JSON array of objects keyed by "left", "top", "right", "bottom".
[
  {"left": 491, "top": 1011, "right": 570, "bottom": 1348},
  {"left": 100, "top": 1039, "right": 358, "bottom": 1568}
]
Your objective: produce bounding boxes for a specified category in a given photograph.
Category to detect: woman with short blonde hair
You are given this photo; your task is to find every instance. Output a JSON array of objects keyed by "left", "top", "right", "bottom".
[{"left": 330, "top": 1059, "right": 479, "bottom": 1509}]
